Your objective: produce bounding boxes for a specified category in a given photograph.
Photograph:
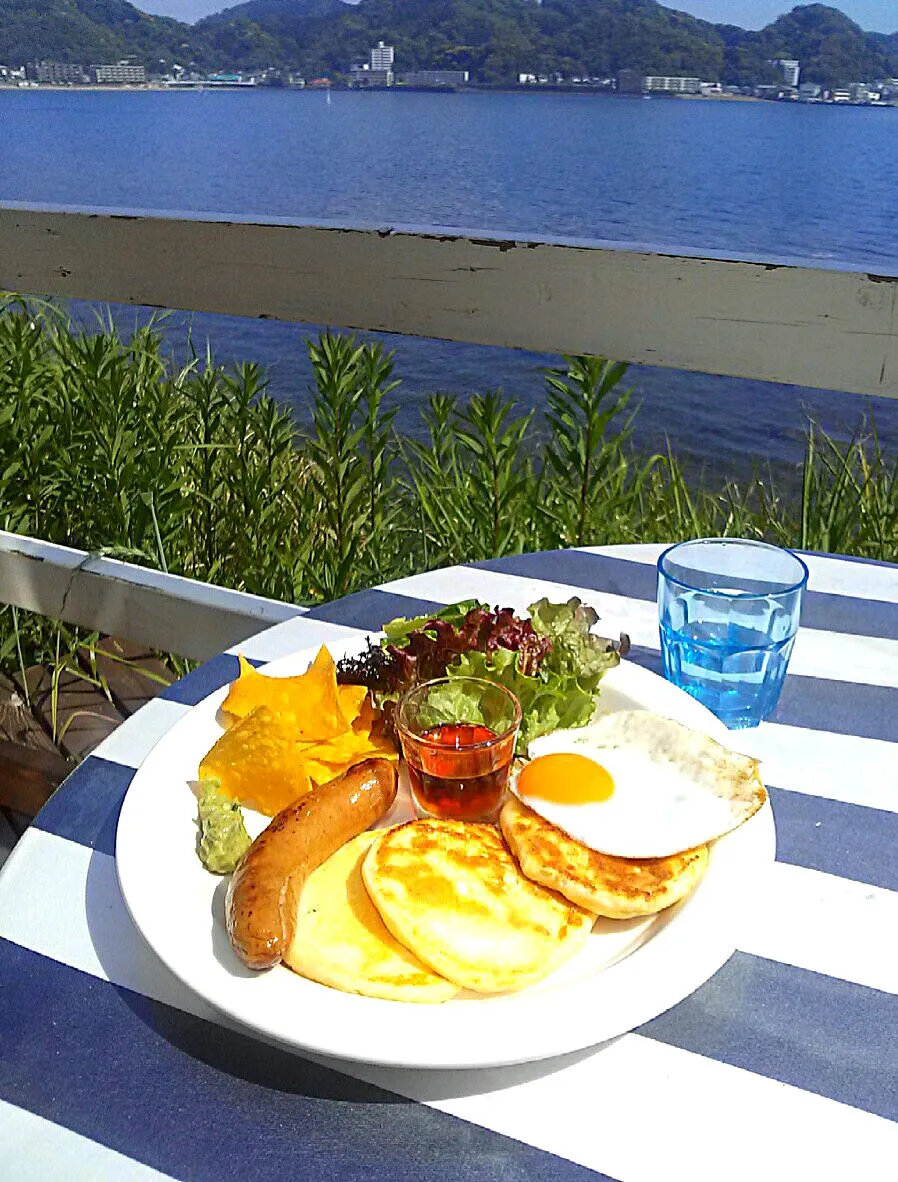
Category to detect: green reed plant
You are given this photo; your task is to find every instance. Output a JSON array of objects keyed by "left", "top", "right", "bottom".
[
  {"left": 542, "top": 355, "right": 634, "bottom": 546},
  {"left": 795, "top": 420, "right": 898, "bottom": 561},
  {"left": 0, "top": 301, "right": 64, "bottom": 540},
  {"left": 455, "top": 391, "right": 537, "bottom": 559},
  {"left": 538, "top": 355, "right": 668, "bottom": 549},
  {"left": 184, "top": 360, "right": 304, "bottom": 600},
  {"left": 401, "top": 394, "right": 470, "bottom": 569},
  {"left": 0, "top": 298, "right": 896, "bottom": 688},
  {"left": 304, "top": 332, "right": 367, "bottom": 600},
  {"left": 357, "top": 342, "right": 401, "bottom": 579},
  {"left": 403, "top": 391, "right": 541, "bottom": 565},
  {"left": 303, "top": 332, "right": 405, "bottom": 598},
  {"left": 0, "top": 298, "right": 313, "bottom": 678},
  {"left": 634, "top": 448, "right": 798, "bottom": 549},
  {"left": 182, "top": 353, "right": 231, "bottom": 580}
]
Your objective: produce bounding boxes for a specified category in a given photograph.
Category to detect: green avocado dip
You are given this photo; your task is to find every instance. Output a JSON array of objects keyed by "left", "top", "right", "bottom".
[{"left": 197, "top": 780, "right": 251, "bottom": 874}]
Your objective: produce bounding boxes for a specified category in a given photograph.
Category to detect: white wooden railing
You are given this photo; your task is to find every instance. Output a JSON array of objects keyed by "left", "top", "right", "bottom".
[
  {"left": 0, "top": 532, "right": 303, "bottom": 661},
  {"left": 1, "top": 202, "right": 897, "bottom": 656},
  {"left": 3, "top": 205, "right": 897, "bottom": 398}
]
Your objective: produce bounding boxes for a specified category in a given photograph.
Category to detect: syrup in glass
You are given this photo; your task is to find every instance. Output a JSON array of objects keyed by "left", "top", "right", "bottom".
[{"left": 405, "top": 722, "right": 512, "bottom": 822}]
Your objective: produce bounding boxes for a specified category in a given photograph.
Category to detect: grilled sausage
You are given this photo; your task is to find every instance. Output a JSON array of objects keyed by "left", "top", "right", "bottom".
[{"left": 225, "top": 757, "right": 398, "bottom": 970}]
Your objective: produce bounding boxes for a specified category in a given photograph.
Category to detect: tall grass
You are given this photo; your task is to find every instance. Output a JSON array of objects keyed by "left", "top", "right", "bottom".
[{"left": 1, "top": 296, "right": 896, "bottom": 676}]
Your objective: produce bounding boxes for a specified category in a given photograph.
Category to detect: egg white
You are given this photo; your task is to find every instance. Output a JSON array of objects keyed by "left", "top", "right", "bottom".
[{"left": 511, "top": 711, "right": 766, "bottom": 859}]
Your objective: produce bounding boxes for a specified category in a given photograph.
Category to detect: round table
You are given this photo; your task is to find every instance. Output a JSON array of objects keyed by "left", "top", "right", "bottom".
[{"left": 1, "top": 544, "right": 896, "bottom": 1182}]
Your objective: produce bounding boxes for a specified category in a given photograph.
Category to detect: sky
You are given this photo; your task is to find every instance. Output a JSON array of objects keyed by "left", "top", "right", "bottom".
[{"left": 136, "top": 0, "right": 898, "bottom": 33}]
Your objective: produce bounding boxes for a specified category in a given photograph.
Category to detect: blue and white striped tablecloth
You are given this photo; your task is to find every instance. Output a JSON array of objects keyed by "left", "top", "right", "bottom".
[{"left": 1, "top": 544, "right": 896, "bottom": 1182}]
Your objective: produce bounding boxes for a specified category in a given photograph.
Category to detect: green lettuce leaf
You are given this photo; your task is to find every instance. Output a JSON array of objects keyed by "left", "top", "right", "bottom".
[
  {"left": 528, "top": 596, "right": 620, "bottom": 686},
  {"left": 381, "top": 599, "right": 485, "bottom": 644},
  {"left": 450, "top": 649, "right": 596, "bottom": 752},
  {"left": 373, "top": 597, "right": 620, "bottom": 756},
  {"left": 412, "top": 676, "right": 488, "bottom": 731}
]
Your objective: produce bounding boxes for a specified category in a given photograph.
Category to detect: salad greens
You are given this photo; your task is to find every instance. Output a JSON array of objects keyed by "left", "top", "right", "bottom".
[
  {"left": 381, "top": 600, "right": 483, "bottom": 644},
  {"left": 336, "top": 598, "right": 625, "bottom": 753},
  {"left": 448, "top": 599, "right": 620, "bottom": 749},
  {"left": 450, "top": 648, "right": 601, "bottom": 750},
  {"left": 528, "top": 598, "right": 617, "bottom": 681}
]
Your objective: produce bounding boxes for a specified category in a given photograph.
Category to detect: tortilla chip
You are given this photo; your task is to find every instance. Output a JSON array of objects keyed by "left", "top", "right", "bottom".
[
  {"left": 299, "top": 728, "right": 399, "bottom": 786},
  {"left": 284, "top": 689, "right": 399, "bottom": 785},
  {"left": 352, "top": 695, "right": 381, "bottom": 734},
  {"left": 205, "top": 647, "right": 398, "bottom": 806},
  {"left": 222, "top": 647, "right": 348, "bottom": 741},
  {"left": 199, "top": 705, "right": 312, "bottom": 816},
  {"left": 339, "top": 682, "right": 369, "bottom": 719}
]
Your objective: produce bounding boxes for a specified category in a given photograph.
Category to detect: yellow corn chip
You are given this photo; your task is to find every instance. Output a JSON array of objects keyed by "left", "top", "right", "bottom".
[
  {"left": 203, "top": 646, "right": 399, "bottom": 807},
  {"left": 222, "top": 647, "right": 348, "bottom": 740},
  {"left": 301, "top": 735, "right": 398, "bottom": 785},
  {"left": 338, "top": 682, "right": 369, "bottom": 719},
  {"left": 352, "top": 695, "right": 381, "bottom": 734},
  {"left": 199, "top": 705, "right": 312, "bottom": 816}
]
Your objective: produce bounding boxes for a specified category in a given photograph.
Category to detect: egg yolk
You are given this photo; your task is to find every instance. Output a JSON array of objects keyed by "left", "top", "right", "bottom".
[{"left": 517, "top": 752, "right": 614, "bottom": 804}]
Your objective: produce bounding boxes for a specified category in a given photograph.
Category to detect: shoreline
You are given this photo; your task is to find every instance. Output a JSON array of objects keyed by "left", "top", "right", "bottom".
[{"left": 2, "top": 83, "right": 895, "bottom": 109}]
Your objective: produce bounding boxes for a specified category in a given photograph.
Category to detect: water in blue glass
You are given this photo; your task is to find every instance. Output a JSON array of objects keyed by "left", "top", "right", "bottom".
[{"left": 659, "top": 610, "right": 795, "bottom": 729}]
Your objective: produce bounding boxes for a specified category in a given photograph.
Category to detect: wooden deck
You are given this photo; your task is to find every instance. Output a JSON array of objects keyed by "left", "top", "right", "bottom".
[
  {"left": 0, "top": 533, "right": 304, "bottom": 868},
  {"left": 0, "top": 638, "right": 174, "bottom": 843}
]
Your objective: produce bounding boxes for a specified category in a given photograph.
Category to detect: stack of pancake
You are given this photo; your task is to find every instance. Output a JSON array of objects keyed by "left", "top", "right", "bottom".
[{"left": 284, "top": 800, "right": 709, "bottom": 1003}]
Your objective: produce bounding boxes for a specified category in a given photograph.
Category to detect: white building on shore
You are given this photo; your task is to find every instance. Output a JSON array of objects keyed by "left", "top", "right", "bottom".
[
  {"left": 92, "top": 62, "right": 146, "bottom": 84},
  {"left": 776, "top": 59, "right": 801, "bottom": 87},
  {"left": 370, "top": 42, "right": 394, "bottom": 71},
  {"left": 644, "top": 76, "right": 702, "bottom": 95},
  {"left": 32, "top": 61, "right": 88, "bottom": 84}
]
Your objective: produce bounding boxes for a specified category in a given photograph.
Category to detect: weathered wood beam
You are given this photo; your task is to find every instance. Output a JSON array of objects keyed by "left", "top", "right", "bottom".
[
  {"left": 0, "top": 531, "right": 304, "bottom": 662},
  {"left": 1, "top": 204, "right": 896, "bottom": 399}
]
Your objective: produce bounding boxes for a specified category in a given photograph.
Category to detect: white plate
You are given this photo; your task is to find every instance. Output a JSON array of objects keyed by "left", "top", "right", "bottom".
[{"left": 116, "top": 638, "right": 775, "bottom": 1070}]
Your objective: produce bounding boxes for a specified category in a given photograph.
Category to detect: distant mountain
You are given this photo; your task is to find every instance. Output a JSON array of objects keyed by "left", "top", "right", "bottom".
[
  {"left": 0, "top": 0, "right": 208, "bottom": 67},
  {"left": 2, "top": 0, "right": 897, "bottom": 87},
  {"left": 753, "top": 5, "right": 894, "bottom": 89},
  {"left": 868, "top": 28, "right": 898, "bottom": 67},
  {"left": 193, "top": 0, "right": 898, "bottom": 85},
  {"left": 191, "top": 0, "right": 736, "bottom": 81},
  {"left": 201, "top": 0, "right": 347, "bottom": 22},
  {"left": 195, "top": 0, "right": 347, "bottom": 73}
]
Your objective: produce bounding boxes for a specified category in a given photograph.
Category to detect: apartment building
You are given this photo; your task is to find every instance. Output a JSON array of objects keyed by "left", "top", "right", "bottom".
[
  {"left": 400, "top": 70, "right": 469, "bottom": 87},
  {"left": 31, "top": 61, "right": 87, "bottom": 84},
  {"left": 643, "top": 76, "right": 702, "bottom": 95},
  {"left": 370, "top": 42, "right": 394, "bottom": 71},
  {"left": 775, "top": 59, "right": 801, "bottom": 87},
  {"left": 92, "top": 62, "right": 147, "bottom": 84}
]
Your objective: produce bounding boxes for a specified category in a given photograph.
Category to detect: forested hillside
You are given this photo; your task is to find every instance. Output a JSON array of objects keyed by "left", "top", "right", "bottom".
[
  {"left": 0, "top": 0, "right": 208, "bottom": 67},
  {"left": 1, "top": 0, "right": 896, "bottom": 88}
]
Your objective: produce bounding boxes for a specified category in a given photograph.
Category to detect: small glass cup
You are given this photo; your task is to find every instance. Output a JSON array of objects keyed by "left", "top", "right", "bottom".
[
  {"left": 396, "top": 677, "right": 521, "bottom": 822},
  {"left": 657, "top": 538, "right": 809, "bottom": 730}
]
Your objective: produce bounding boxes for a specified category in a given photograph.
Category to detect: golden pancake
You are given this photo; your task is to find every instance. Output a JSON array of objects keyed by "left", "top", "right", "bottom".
[
  {"left": 500, "top": 795, "right": 709, "bottom": 918},
  {"left": 284, "top": 831, "right": 458, "bottom": 1003},
  {"left": 362, "top": 819, "right": 595, "bottom": 994}
]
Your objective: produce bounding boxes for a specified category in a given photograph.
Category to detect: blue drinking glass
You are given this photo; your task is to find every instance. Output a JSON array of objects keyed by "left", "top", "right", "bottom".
[{"left": 657, "top": 538, "right": 809, "bottom": 729}]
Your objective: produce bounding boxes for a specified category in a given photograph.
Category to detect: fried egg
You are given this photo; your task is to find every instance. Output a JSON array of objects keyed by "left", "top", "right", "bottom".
[{"left": 511, "top": 710, "right": 766, "bottom": 859}]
